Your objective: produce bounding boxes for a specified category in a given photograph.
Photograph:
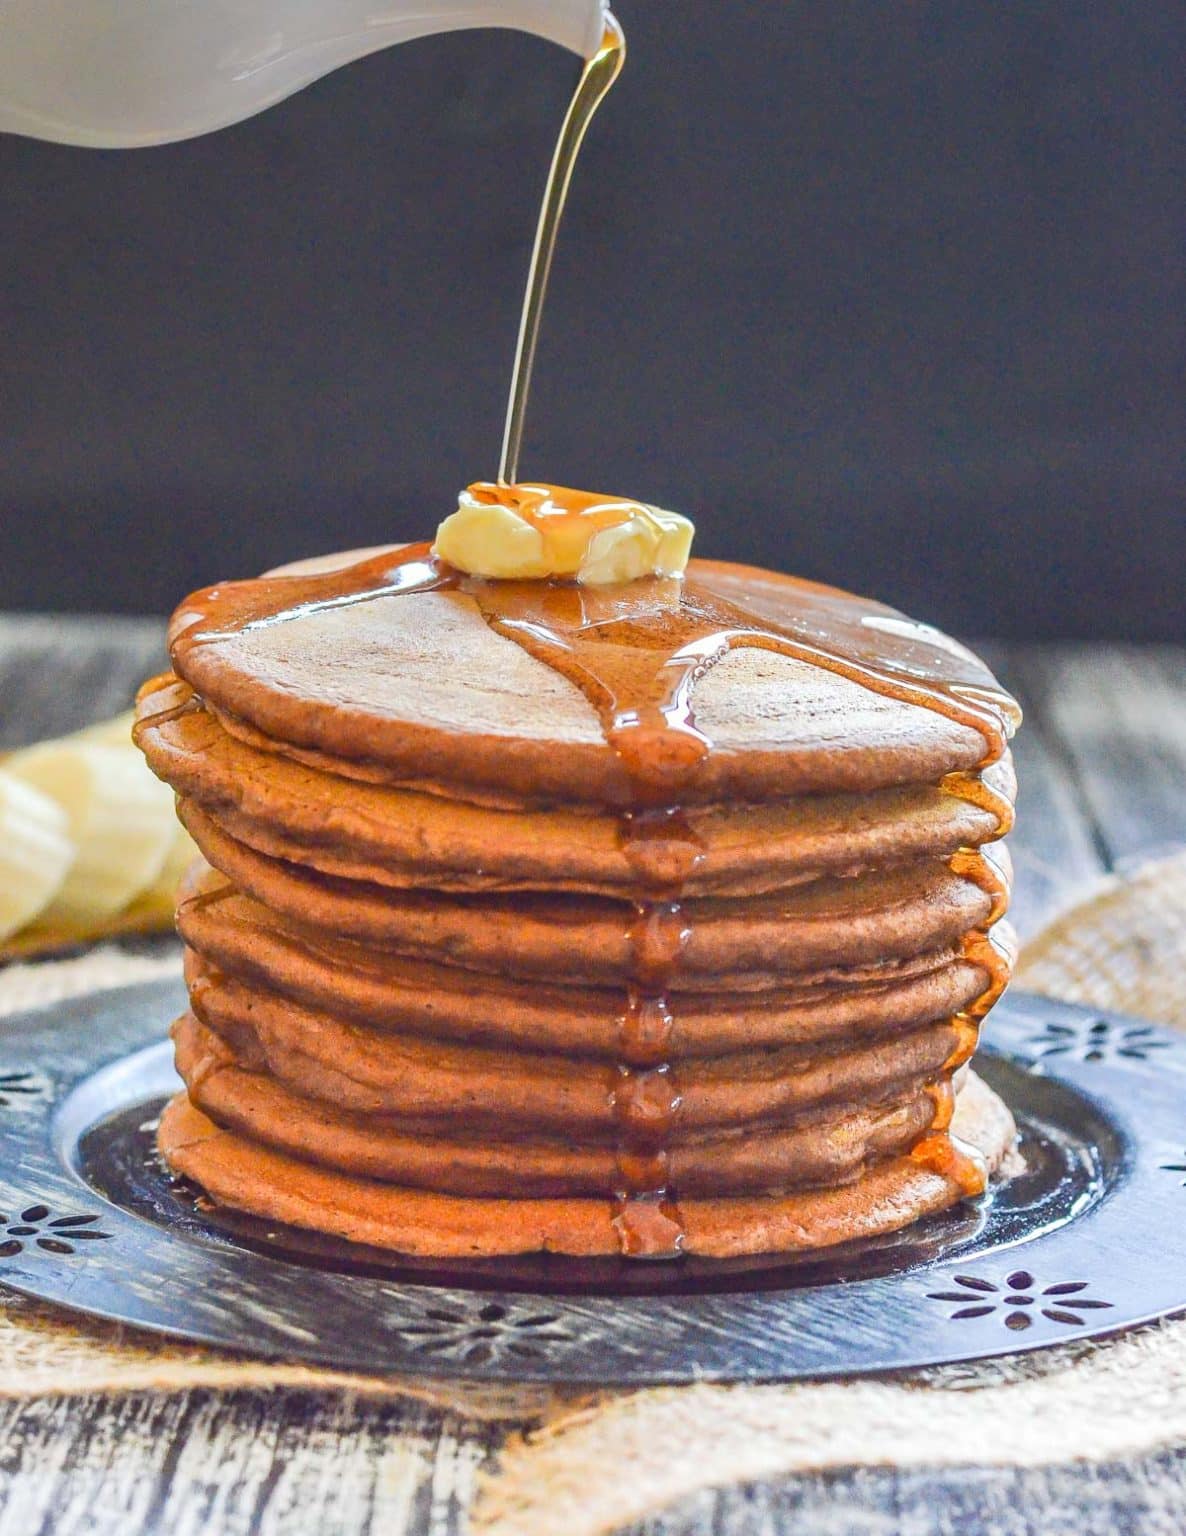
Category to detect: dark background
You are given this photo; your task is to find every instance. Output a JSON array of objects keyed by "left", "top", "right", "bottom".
[{"left": 1, "top": 1, "right": 1181, "bottom": 638}]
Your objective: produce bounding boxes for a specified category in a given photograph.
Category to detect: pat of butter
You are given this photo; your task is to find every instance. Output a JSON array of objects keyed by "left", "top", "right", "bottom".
[{"left": 433, "top": 483, "right": 695, "bottom": 585}]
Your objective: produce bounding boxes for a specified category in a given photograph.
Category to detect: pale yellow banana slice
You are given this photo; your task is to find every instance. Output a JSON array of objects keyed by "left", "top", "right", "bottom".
[
  {"left": 6, "top": 743, "right": 178, "bottom": 929},
  {"left": 137, "top": 825, "right": 197, "bottom": 912},
  {"left": 71, "top": 709, "right": 137, "bottom": 747},
  {"left": 0, "top": 770, "right": 75, "bottom": 942}
]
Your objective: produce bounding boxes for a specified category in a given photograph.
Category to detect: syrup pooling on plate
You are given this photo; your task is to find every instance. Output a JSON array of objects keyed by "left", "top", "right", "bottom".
[{"left": 161, "top": 489, "right": 1018, "bottom": 1259}]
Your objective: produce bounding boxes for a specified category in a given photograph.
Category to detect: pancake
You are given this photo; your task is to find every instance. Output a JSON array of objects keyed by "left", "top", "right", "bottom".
[
  {"left": 164, "top": 552, "right": 1006, "bottom": 806},
  {"left": 177, "top": 882, "right": 992, "bottom": 1057},
  {"left": 176, "top": 805, "right": 1003, "bottom": 988},
  {"left": 138, "top": 675, "right": 1014, "bottom": 897},
  {"left": 139, "top": 535, "right": 1023, "bottom": 1260},
  {"left": 182, "top": 974, "right": 963, "bottom": 1134},
  {"left": 172, "top": 1011, "right": 942, "bottom": 1197},
  {"left": 159, "top": 1070, "right": 1016, "bottom": 1259}
]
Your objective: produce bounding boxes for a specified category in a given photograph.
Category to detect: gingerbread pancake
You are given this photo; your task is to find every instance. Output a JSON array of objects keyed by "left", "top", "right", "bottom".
[
  {"left": 138, "top": 677, "right": 1013, "bottom": 897},
  {"left": 164, "top": 551, "right": 1009, "bottom": 806}
]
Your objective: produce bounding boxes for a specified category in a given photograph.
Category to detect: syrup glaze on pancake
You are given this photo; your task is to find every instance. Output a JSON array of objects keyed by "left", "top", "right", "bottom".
[{"left": 144, "top": 485, "right": 1020, "bottom": 1258}]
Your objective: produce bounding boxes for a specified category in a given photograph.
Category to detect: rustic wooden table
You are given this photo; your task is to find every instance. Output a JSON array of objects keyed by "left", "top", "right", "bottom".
[{"left": 1, "top": 615, "right": 1184, "bottom": 1536}]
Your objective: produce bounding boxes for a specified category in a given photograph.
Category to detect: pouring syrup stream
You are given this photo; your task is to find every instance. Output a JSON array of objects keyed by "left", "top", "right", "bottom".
[{"left": 497, "top": 16, "right": 625, "bottom": 485}]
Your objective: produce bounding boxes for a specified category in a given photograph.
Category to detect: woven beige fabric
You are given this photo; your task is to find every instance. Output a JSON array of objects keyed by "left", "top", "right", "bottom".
[
  {"left": 1, "top": 855, "right": 1185, "bottom": 1529},
  {"left": 1018, "top": 854, "right": 1186, "bottom": 1028}
]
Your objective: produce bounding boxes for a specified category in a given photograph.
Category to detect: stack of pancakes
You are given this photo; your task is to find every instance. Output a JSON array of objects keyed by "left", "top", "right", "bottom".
[{"left": 137, "top": 549, "right": 1019, "bottom": 1259}]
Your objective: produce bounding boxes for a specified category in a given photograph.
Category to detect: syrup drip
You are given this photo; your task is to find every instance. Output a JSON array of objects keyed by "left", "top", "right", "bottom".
[
  {"left": 606, "top": 816, "right": 702, "bottom": 1249},
  {"left": 167, "top": 495, "right": 1020, "bottom": 1258},
  {"left": 609, "top": 896, "right": 693, "bottom": 1253},
  {"left": 912, "top": 1079, "right": 986, "bottom": 1197},
  {"left": 133, "top": 672, "right": 203, "bottom": 733},
  {"left": 175, "top": 882, "right": 236, "bottom": 918}
]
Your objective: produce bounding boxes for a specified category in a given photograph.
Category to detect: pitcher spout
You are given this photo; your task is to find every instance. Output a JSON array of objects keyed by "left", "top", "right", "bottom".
[{"left": 0, "top": 0, "right": 610, "bottom": 147}]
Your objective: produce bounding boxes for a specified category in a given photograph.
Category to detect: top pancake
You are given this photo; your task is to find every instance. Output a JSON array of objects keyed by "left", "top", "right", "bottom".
[{"left": 166, "top": 549, "right": 1014, "bottom": 807}]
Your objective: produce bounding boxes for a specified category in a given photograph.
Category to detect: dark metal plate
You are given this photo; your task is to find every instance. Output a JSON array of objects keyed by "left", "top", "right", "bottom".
[{"left": 0, "top": 978, "right": 1182, "bottom": 1384}]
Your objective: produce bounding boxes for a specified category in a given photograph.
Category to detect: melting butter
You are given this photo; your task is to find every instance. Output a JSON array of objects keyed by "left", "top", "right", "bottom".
[{"left": 433, "top": 482, "right": 694, "bottom": 584}]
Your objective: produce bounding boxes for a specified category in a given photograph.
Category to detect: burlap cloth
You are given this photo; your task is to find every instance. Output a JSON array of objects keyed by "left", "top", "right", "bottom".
[{"left": 3, "top": 853, "right": 1186, "bottom": 1535}]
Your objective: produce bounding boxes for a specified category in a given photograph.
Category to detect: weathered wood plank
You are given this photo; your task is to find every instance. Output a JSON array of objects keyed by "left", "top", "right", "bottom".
[
  {"left": 949, "top": 644, "right": 1110, "bottom": 938},
  {"left": 4, "top": 1382, "right": 1183, "bottom": 1536},
  {"left": 0, "top": 1391, "right": 191, "bottom": 1534},
  {"left": 621, "top": 1450, "right": 1186, "bottom": 1536},
  {"left": 1004, "top": 718, "right": 1109, "bottom": 937},
  {"left": 0, "top": 615, "right": 165, "bottom": 747},
  {"left": 0, "top": 1389, "right": 494, "bottom": 1536},
  {"left": 1014, "top": 644, "right": 1186, "bottom": 872}
]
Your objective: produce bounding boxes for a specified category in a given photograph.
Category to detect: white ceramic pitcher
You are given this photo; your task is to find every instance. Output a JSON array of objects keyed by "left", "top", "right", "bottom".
[{"left": 0, "top": 0, "right": 609, "bottom": 147}]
